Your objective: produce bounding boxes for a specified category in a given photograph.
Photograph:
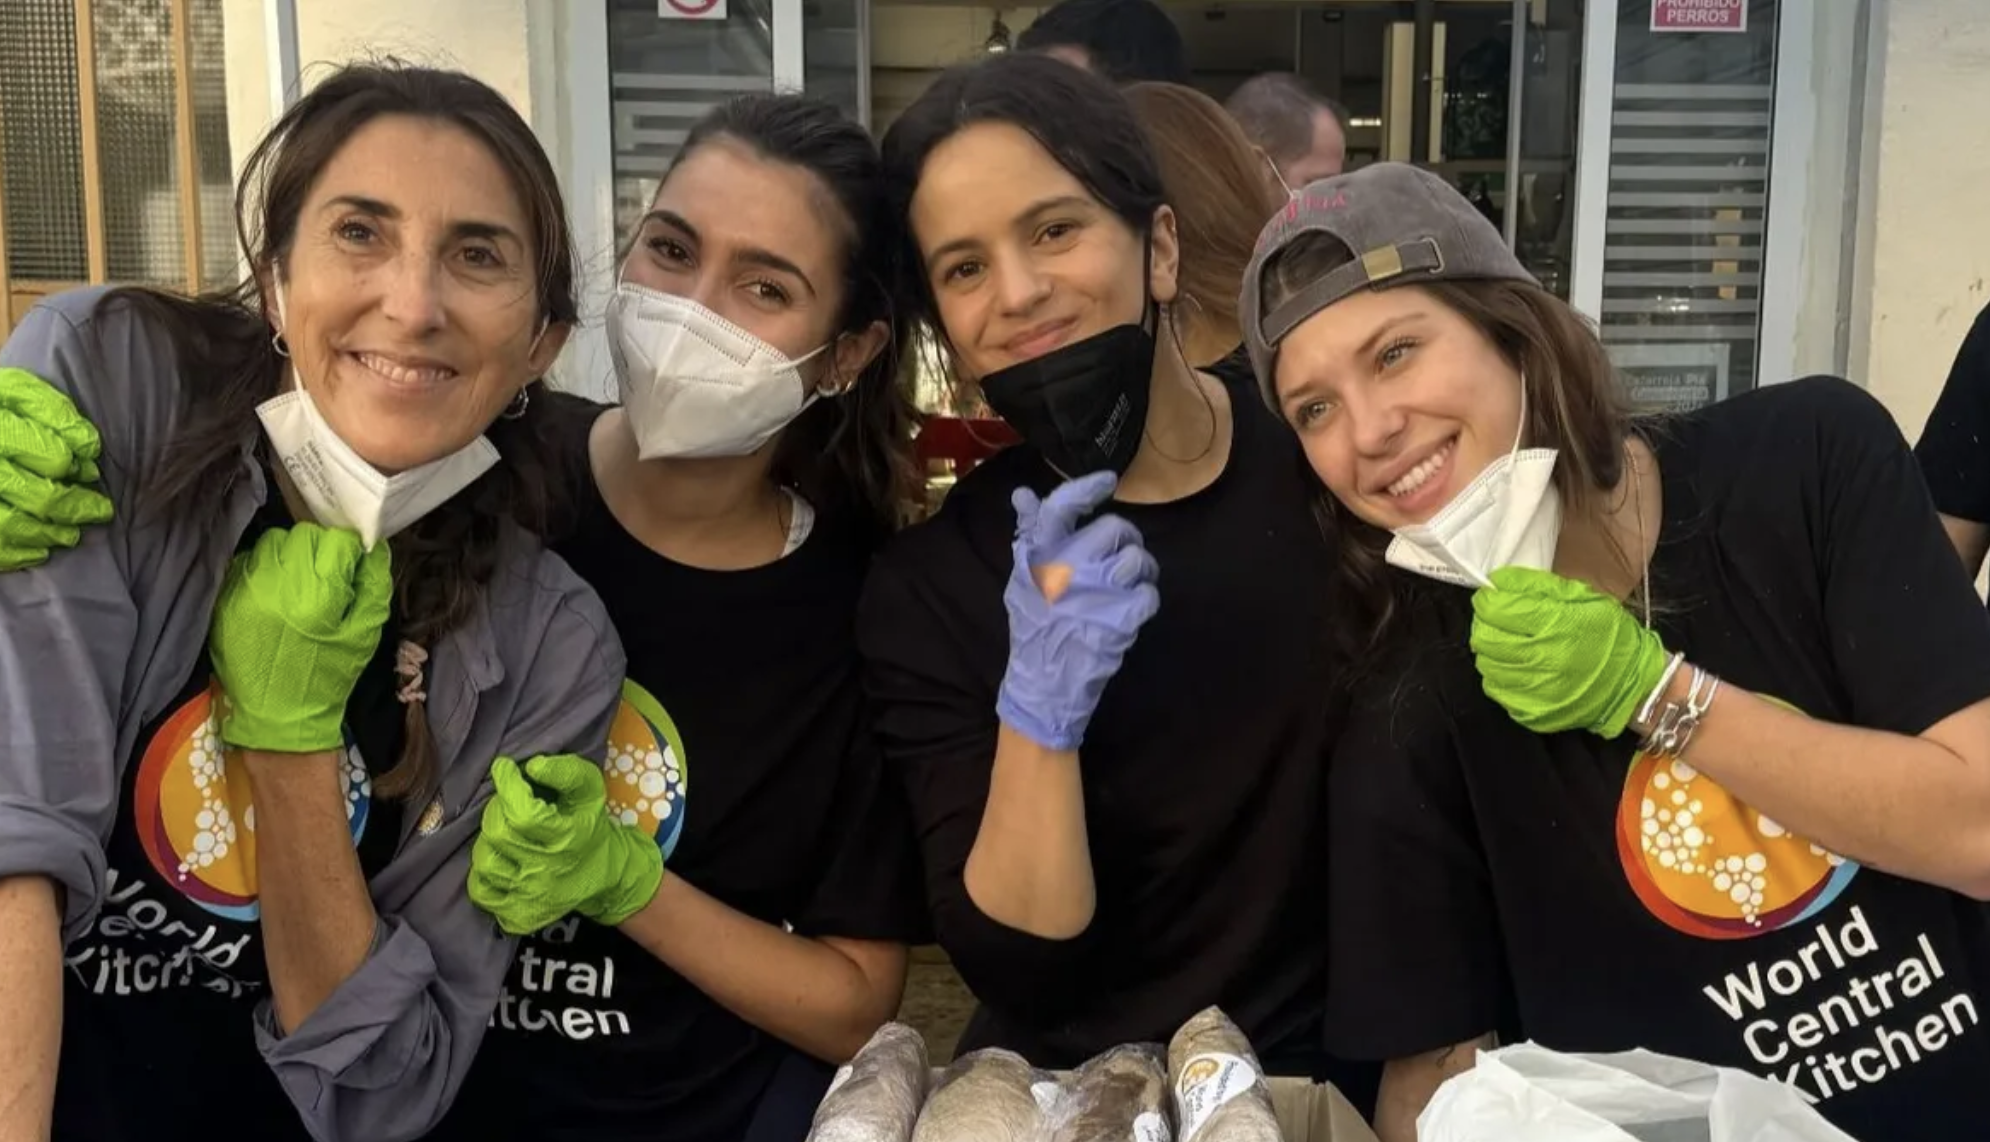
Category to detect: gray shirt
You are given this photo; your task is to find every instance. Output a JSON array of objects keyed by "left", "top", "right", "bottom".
[{"left": 0, "top": 287, "right": 627, "bottom": 1142}]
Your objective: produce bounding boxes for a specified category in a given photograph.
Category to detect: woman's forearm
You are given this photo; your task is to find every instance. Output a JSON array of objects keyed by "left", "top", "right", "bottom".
[
  {"left": 617, "top": 875, "right": 905, "bottom": 1063},
  {"left": 242, "top": 751, "right": 380, "bottom": 1033},
  {"left": 963, "top": 723, "right": 1096, "bottom": 938},
  {"left": 1645, "top": 675, "right": 1990, "bottom": 896},
  {"left": 0, "top": 875, "right": 63, "bottom": 1142}
]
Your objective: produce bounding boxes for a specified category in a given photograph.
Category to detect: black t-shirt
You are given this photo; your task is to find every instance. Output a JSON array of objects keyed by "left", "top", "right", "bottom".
[
  {"left": 1914, "top": 298, "right": 1990, "bottom": 599},
  {"left": 1326, "top": 377, "right": 1990, "bottom": 1142},
  {"left": 436, "top": 398, "right": 928, "bottom": 1142},
  {"left": 857, "top": 357, "right": 1343, "bottom": 1073},
  {"left": 54, "top": 486, "right": 409, "bottom": 1142}
]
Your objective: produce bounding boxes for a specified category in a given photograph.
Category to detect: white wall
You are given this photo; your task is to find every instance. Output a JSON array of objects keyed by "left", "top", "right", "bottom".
[
  {"left": 218, "top": 0, "right": 536, "bottom": 183},
  {"left": 1852, "top": 0, "right": 1990, "bottom": 440}
]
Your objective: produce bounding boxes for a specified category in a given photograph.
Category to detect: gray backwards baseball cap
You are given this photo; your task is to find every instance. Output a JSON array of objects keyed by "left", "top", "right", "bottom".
[{"left": 1240, "top": 162, "right": 1538, "bottom": 411}]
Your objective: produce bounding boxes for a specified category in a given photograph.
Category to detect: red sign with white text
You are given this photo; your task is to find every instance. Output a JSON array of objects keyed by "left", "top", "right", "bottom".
[{"left": 1651, "top": 0, "right": 1747, "bottom": 33}]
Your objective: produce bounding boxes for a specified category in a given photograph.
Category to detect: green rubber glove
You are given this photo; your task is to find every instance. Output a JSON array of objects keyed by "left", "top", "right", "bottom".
[
  {"left": 468, "top": 754, "right": 664, "bottom": 935},
  {"left": 0, "top": 366, "right": 114, "bottom": 571},
  {"left": 1469, "top": 565, "right": 1671, "bottom": 739},
  {"left": 209, "top": 523, "right": 393, "bottom": 752}
]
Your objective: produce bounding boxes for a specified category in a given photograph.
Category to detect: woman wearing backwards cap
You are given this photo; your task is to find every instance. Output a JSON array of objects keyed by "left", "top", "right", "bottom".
[{"left": 1244, "top": 161, "right": 1990, "bottom": 1142}]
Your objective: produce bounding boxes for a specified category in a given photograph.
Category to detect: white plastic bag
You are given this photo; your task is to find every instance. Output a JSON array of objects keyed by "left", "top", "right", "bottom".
[{"left": 1417, "top": 1042, "right": 1862, "bottom": 1142}]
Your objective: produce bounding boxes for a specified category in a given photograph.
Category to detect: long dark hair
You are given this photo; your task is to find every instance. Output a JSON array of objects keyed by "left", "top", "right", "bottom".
[
  {"left": 109, "top": 60, "right": 581, "bottom": 802},
  {"left": 660, "top": 94, "right": 920, "bottom": 538},
  {"left": 880, "top": 52, "right": 1167, "bottom": 350},
  {"left": 1259, "top": 232, "right": 1634, "bottom": 671}
]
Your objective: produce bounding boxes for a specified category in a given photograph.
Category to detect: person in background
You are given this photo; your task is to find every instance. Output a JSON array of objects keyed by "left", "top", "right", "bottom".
[
  {"left": 1914, "top": 298, "right": 1990, "bottom": 587},
  {"left": 1124, "top": 81, "right": 1286, "bottom": 370},
  {"left": 1017, "top": 0, "right": 1191, "bottom": 86},
  {"left": 1225, "top": 72, "right": 1349, "bottom": 192},
  {"left": 0, "top": 62, "right": 624, "bottom": 1142},
  {"left": 1246, "top": 162, "right": 1990, "bottom": 1142},
  {"left": 861, "top": 50, "right": 1368, "bottom": 1107}
]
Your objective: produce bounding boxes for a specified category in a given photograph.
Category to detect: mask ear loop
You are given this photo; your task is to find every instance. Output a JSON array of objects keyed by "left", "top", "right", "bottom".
[{"left": 1476, "top": 371, "right": 1533, "bottom": 588}]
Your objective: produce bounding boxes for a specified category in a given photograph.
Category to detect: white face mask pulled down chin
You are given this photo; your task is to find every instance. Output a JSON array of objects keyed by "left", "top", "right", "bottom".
[
  {"left": 605, "top": 280, "right": 832, "bottom": 461},
  {"left": 253, "top": 278, "right": 538, "bottom": 550},
  {"left": 1381, "top": 376, "right": 1563, "bottom": 590}
]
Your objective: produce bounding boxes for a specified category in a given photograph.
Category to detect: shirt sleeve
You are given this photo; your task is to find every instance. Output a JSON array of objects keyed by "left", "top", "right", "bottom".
[
  {"left": 1807, "top": 376, "right": 1990, "bottom": 733},
  {"left": 791, "top": 716, "right": 934, "bottom": 945},
  {"left": 1914, "top": 300, "right": 1990, "bottom": 523},
  {"left": 0, "top": 295, "right": 160, "bottom": 942},
  {"left": 253, "top": 549, "right": 626, "bottom": 1142},
  {"left": 855, "top": 551, "right": 1103, "bottom": 1025},
  {"left": 1323, "top": 658, "right": 1510, "bottom": 1062}
]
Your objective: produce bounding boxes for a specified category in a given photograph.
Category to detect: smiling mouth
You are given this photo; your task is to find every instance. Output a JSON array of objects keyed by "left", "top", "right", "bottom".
[
  {"left": 1005, "top": 319, "right": 1077, "bottom": 358},
  {"left": 351, "top": 351, "right": 458, "bottom": 385},
  {"left": 1386, "top": 436, "right": 1457, "bottom": 499}
]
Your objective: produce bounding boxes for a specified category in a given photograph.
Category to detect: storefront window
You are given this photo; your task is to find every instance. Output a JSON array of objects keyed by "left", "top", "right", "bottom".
[
  {"left": 607, "top": 0, "right": 775, "bottom": 238},
  {"left": 1599, "top": 0, "right": 1779, "bottom": 410}
]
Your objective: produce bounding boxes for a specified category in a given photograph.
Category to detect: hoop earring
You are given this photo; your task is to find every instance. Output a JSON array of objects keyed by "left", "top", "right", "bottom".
[
  {"left": 500, "top": 387, "right": 531, "bottom": 420},
  {"left": 271, "top": 329, "right": 290, "bottom": 359}
]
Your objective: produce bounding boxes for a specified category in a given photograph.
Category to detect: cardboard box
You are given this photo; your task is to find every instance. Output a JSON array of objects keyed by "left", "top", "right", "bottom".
[{"left": 1265, "top": 1078, "right": 1380, "bottom": 1142}]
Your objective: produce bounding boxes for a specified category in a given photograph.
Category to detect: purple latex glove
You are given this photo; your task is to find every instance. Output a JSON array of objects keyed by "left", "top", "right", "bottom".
[{"left": 996, "top": 471, "right": 1161, "bottom": 751}]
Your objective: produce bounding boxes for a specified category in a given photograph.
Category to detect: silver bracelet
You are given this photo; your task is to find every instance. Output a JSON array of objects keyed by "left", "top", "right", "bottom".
[
  {"left": 1642, "top": 665, "right": 1724, "bottom": 759},
  {"left": 1636, "top": 652, "right": 1687, "bottom": 732},
  {"left": 1672, "top": 671, "right": 1722, "bottom": 759}
]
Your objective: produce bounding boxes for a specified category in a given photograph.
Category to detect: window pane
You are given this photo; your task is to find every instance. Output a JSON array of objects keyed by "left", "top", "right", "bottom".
[
  {"left": 1600, "top": 0, "right": 1780, "bottom": 409},
  {"left": 608, "top": 0, "right": 775, "bottom": 240},
  {"left": 0, "top": 0, "right": 89, "bottom": 282}
]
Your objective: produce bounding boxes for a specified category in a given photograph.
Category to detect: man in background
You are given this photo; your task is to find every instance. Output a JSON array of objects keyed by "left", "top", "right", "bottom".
[
  {"left": 1225, "top": 72, "right": 1349, "bottom": 192},
  {"left": 1017, "top": 0, "right": 1191, "bottom": 86}
]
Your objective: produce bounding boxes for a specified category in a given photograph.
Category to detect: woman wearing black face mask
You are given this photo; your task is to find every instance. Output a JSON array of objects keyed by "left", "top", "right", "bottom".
[{"left": 857, "top": 52, "right": 1362, "bottom": 1099}]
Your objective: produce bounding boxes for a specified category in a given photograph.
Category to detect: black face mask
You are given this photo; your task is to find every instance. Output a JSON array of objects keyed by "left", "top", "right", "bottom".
[{"left": 978, "top": 308, "right": 1157, "bottom": 478}]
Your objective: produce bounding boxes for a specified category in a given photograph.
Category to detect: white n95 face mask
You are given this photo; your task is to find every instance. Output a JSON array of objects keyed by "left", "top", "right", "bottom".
[
  {"left": 256, "top": 279, "right": 501, "bottom": 550},
  {"left": 1383, "top": 377, "right": 1562, "bottom": 589},
  {"left": 256, "top": 389, "right": 498, "bottom": 551},
  {"left": 606, "top": 282, "right": 830, "bottom": 460}
]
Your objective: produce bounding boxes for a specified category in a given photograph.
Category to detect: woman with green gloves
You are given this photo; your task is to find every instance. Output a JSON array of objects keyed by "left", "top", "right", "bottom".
[
  {"left": 418, "top": 93, "right": 929, "bottom": 1142},
  {"left": 1242, "top": 162, "right": 1990, "bottom": 1142},
  {"left": 0, "top": 64, "right": 623, "bottom": 1142}
]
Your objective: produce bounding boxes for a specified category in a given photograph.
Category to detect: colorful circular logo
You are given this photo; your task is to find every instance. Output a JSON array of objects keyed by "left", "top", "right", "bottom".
[
  {"left": 1616, "top": 706, "right": 1858, "bottom": 939},
  {"left": 603, "top": 680, "right": 690, "bottom": 861},
  {"left": 131, "top": 683, "right": 371, "bottom": 921}
]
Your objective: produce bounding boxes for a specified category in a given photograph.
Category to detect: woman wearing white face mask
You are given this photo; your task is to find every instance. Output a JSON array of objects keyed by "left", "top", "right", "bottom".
[
  {"left": 1244, "top": 163, "right": 1990, "bottom": 1142},
  {"left": 423, "top": 94, "right": 928, "bottom": 1142},
  {"left": 0, "top": 64, "right": 624, "bottom": 1142}
]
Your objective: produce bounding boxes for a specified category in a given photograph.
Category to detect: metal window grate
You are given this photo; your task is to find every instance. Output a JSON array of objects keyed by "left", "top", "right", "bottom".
[
  {"left": 94, "top": 0, "right": 186, "bottom": 285},
  {"left": 190, "top": 0, "right": 237, "bottom": 287},
  {"left": 0, "top": 0, "right": 90, "bottom": 283},
  {"left": 1599, "top": 0, "right": 1780, "bottom": 408}
]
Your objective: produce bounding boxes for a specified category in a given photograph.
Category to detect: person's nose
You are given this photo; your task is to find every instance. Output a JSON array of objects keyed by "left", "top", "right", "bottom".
[
  {"left": 378, "top": 251, "right": 448, "bottom": 334},
  {"left": 990, "top": 252, "right": 1052, "bottom": 317},
  {"left": 1344, "top": 385, "right": 1409, "bottom": 459}
]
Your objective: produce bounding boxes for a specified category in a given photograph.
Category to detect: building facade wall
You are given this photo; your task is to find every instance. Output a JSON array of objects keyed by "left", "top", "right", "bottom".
[
  {"left": 218, "top": 0, "right": 538, "bottom": 186},
  {"left": 1851, "top": 0, "right": 1990, "bottom": 440}
]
